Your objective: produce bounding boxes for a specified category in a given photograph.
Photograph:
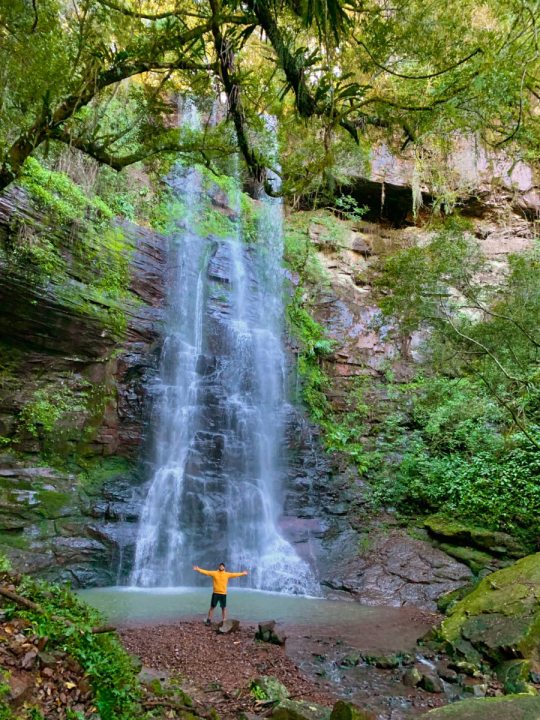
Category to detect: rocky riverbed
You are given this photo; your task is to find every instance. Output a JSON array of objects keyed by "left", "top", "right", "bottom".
[{"left": 117, "top": 611, "right": 493, "bottom": 720}]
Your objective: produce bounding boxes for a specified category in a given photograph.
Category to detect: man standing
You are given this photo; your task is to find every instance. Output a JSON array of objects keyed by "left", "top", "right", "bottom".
[{"left": 193, "top": 563, "right": 248, "bottom": 625}]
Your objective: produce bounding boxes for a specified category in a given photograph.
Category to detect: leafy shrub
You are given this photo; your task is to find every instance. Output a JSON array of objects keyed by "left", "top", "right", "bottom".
[
  {"left": 4, "top": 575, "right": 143, "bottom": 719},
  {"left": 17, "top": 385, "right": 88, "bottom": 441}
]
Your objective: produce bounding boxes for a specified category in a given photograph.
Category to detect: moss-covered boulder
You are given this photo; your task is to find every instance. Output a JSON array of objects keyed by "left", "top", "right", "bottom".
[
  {"left": 497, "top": 659, "right": 537, "bottom": 695},
  {"left": 330, "top": 700, "right": 376, "bottom": 720},
  {"left": 437, "top": 543, "right": 495, "bottom": 574},
  {"left": 438, "top": 553, "right": 540, "bottom": 670},
  {"left": 251, "top": 676, "right": 290, "bottom": 702},
  {"left": 420, "top": 695, "right": 540, "bottom": 719},
  {"left": 273, "top": 699, "right": 332, "bottom": 720},
  {"left": 424, "top": 516, "right": 528, "bottom": 559}
]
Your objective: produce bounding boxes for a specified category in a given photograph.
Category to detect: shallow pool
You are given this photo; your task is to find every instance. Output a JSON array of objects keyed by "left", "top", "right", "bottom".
[{"left": 79, "top": 586, "right": 376, "bottom": 625}]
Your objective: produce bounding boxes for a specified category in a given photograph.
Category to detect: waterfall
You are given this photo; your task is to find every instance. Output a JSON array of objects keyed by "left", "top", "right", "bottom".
[{"left": 130, "top": 106, "right": 318, "bottom": 595}]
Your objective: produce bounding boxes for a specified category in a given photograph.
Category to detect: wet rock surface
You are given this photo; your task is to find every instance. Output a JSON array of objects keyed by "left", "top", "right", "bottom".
[
  {"left": 0, "top": 188, "right": 166, "bottom": 584},
  {"left": 419, "top": 695, "right": 540, "bottom": 719},
  {"left": 322, "top": 530, "right": 472, "bottom": 612},
  {"left": 437, "top": 553, "right": 540, "bottom": 673}
]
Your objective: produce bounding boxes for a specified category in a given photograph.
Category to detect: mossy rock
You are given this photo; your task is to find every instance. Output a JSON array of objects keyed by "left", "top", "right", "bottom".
[
  {"left": 438, "top": 553, "right": 540, "bottom": 668},
  {"left": 424, "top": 516, "right": 527, "bottom": 558},
  {"left": 361, "top": 652, "right": 401, "bottom": 669},
  {"left": 421, "top": 694, "right": 540, "bottom": 719},
  {"left": 497, "top": 659, "right": 537, "bottom": 695},
  {"left": 438, "top": 543, "right": 494, "bottom": 573},
  {"left": 251, "top": 676, "right": 290, "bottom": 702},
  {"left": 330, "top": 700, "right": 376, "bottom": 720},
  {"left": 437, "top": 585, "right": 475, "bottom": 614},
  {"left": 273, "top": 699, "right": 332, "bottom": 720}
]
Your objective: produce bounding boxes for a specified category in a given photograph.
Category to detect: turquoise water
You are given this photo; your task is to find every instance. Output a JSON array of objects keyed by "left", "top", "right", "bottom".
[{"left": 79, "top": 586, "right": 378, "bottom": 626}]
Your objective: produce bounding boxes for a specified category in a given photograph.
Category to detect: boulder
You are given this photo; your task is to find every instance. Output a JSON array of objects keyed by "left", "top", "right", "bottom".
[
  {"left": 251, "top": 676, "right": 290, "bottom": 703},
  {"left": 438, "top": 553, "right": 540, "bottom": 670},
  {"left": 256, "top": 620, "right": 287, "bottom": 646},
  {"left": 424, "top": 516, "right": 528, "bottom": 559},
  {"left": 402, "top": 667, "right": 422, "bottom": 687},
  {"left": 419, "top": 672, "right": 444, "bottom": 693},
  {"left": 323, "top": 529, "right": 472, "bottom": 611},
  {"left": 362, "top": 652, "right": 401, "bottom": 669},
  {"left": 217, "top": 619, "right": 240, "bottom": 634},
  {"left": 420, "top": 695, "right": 540, "bottom": 719},
  {"left": 273, "top": 699, "right": 332, "bottom": 720},
  {"left": 330, "top": 700, "right": 376, "bottom": 720}
]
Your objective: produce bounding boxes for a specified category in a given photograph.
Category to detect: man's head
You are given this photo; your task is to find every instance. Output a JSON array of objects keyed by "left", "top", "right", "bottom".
[{"left": 218, "top": 562, "right": 226, "bottom": 571}]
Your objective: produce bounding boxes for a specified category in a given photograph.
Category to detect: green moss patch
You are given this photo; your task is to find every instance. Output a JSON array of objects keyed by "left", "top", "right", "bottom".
[
  {"left": 439, "top": 553, "right": 540, "bottom": 668},
  {"left": 423, "top": 694, "right": 540, "bottom": 719}
]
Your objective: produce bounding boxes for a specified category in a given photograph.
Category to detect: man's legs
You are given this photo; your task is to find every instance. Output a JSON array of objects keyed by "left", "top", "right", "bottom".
[
  {"left": 221, "top": 595, "right": 227, "bottom": 622},
  {"left": 206, "top": 594, "right": 217, "bottom": 625}
]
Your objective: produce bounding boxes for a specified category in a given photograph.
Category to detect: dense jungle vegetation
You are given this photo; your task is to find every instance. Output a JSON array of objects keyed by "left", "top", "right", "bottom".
[{"left": 0, "top": 0, "right": 539, "bottom": 537}]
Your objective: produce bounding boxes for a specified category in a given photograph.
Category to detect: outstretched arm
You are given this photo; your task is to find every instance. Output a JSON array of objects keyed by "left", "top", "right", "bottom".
[
  {"left": 227, "top": 571, "right": 249, "bottom": 578},
  {"left": 193, "top": 565, "right": 214, "bottom": 576}
]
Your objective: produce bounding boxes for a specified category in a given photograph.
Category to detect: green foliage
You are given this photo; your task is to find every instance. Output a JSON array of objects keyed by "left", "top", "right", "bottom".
[
  {"left": 2, "top": 217, "right": 66, "bottom": 283},
  {"left": 362, "top": 373, "right": 540, "bottom": 543},
  {"left": 17, "top": 386, "right": 88, "bottom": 439},
  {"left": 334, "top": 195, "right": 369, "bottom": 222},
  {"left": 0, "top": 553, "right": 12, "bottom": 574},
  {"left": 20, "top": 157, "right": 113, "bottom": 225},
  {"left": 284, "top": 212, "right": 329, "bottom": 285},
  {"left": 377, "top": 230, "right": 540, "bottom": 444},
  {"left": 197, "top": 205, "right": 236, "bottom": 238},
  {"left": 250, "top": 683, "right": 268, "bottom": 701},
  {"left": 0, "top": 669, "right": 12, "bottom": 720},
  {"left": 4, "top": 576, "right": 145, "bottom": 719}
]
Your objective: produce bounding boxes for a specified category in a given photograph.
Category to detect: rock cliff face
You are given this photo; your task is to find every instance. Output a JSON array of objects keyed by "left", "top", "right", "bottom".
[
  {"left": 0, "top": 188, "right": 166, "bottom": 584},
  {"left": 280, "top": 181, "right": 536, "bottom": 609}
]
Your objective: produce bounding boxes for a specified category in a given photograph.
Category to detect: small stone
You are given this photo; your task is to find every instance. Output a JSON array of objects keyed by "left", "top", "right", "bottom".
[
  {"left": 218, "top": 619, "right": 240, "bottom": 634},
  {"left": 21, "top": 649, "right": 38, "bottom": 669},
  {"left": 38, "top": 651, "right": 57, "bottom": 668},
  {"left": 463, "top": 682, "right": 488, "bottom": 697},
  {"left": 8, "top": 675, "right": 34, "bottom": 707},
  {"left": 437, "top": 664, "right": 458, "bottom": 683}
]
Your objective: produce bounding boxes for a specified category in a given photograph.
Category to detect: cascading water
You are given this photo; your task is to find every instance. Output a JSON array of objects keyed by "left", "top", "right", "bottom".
[{"left": 130, "top": 105, "right": 318, "bottom": 594}]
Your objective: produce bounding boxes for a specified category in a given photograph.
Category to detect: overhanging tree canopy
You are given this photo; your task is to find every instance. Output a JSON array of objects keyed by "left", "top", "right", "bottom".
[{"left": 0, "top": 0, "right": 538, "bottom": 195}]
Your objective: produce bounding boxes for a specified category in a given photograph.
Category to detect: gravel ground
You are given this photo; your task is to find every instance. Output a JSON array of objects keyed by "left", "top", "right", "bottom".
[{"left": 120, "top": 620, "right": 337, "bottom": 717}]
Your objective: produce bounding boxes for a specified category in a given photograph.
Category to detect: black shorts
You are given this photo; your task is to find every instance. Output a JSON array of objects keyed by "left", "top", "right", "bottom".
[{"left": 210, "top": 592, "right": 227, "bottom": 609}]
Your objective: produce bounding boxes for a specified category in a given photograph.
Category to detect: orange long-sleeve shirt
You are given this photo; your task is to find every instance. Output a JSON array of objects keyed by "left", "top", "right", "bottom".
[{"left": 195, "top": 568, "right": 245, "bottom": 594}]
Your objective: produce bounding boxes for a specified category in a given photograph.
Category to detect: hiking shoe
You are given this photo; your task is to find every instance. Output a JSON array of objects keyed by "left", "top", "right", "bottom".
[{"left": 204, "top": 619, "right": 211, "bottom": 626}]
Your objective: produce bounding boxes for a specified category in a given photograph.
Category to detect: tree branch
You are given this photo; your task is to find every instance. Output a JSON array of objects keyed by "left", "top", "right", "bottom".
[
  {"left": 209, "top": 0, "right": 267, "bottom": 187},
  {"left": 0, "top": 24, "right": 213, "bottom": 191},
  {"left": 355, "top": 39, "right": 483, "bottom": 80},
  {"left": 50, "top": 127, "right": 233, "bottom": 170}
]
